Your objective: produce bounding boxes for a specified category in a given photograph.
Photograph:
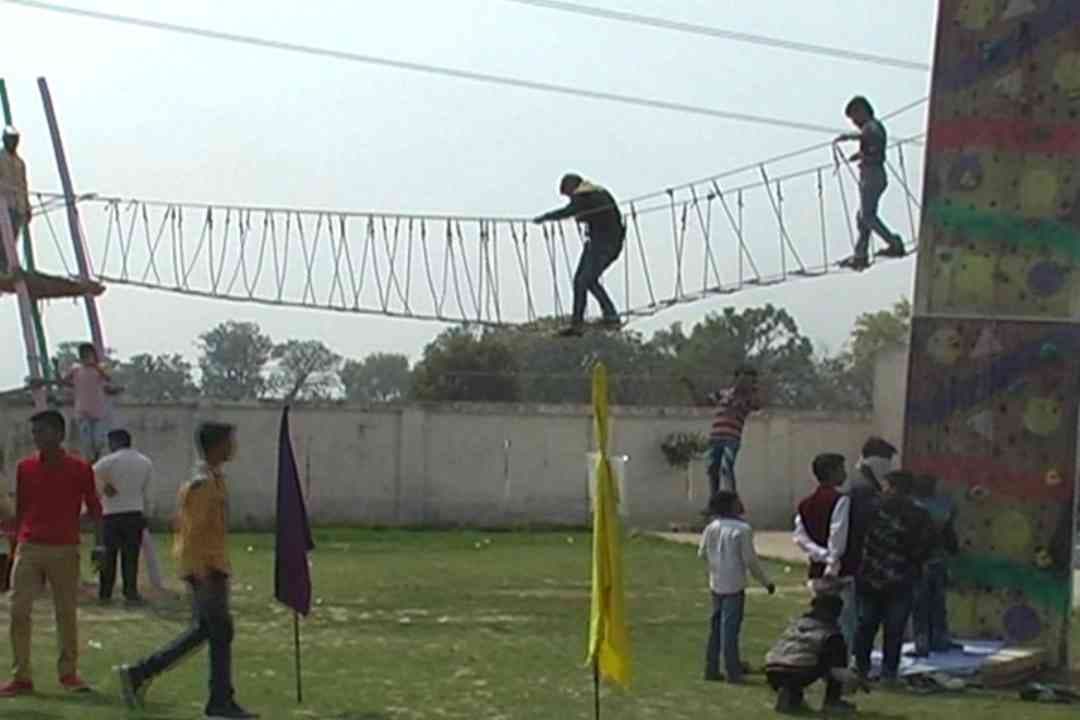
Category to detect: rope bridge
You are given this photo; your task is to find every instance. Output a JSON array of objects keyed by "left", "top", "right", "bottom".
[{"left": 32, "top": 137, "right": 924, "bottom": 327}]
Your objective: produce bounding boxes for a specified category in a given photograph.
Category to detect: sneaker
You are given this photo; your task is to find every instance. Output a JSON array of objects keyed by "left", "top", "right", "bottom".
[
  {"left": 206, "top": 703, "right": 259, "bottom": 719},
  {"left": 116, "top": 665, "right": 149, "bottom": 708},
  {"left": 556, "top": 324, "right": 584, "bottom": 337},
  {"left": 59, "top": 674, "right": 91, "bottom": 693},
  {"left": 599, "top": 316, "right": 622, "bottom": 329},
  {"left": 822, "top": 698, "right": 857, "bottom": 715},
  {"left": 0, "top": 680, "right": 34, "bottom": 698},
  {"left": 124, "top": 596, "right": 147, "bottom": 608}
]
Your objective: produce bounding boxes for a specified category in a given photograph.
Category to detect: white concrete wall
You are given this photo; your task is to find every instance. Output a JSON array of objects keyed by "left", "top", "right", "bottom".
[
  {"left": 872, "top": 344, "right": 910, "bottom": 452},
  {"left": 0, "top": 401, "right": 871, "bottom": 531}
]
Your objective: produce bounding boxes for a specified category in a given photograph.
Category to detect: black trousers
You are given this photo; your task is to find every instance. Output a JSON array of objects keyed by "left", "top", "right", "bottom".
[
  {"left": 571, "top": 236, "right": 623, "bottom": 324},
  {"left": 132, "top": 572, "right": 235, "bottom": 711},
  {"left": 767, "top": 664, "right": 843, "bottom": 706},
  {"left": 100, "top": 511, "right": 146, "bottom": 600}
]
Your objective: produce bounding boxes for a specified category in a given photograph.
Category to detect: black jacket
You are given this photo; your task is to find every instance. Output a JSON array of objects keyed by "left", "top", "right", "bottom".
[{"left": 536, "top": 181, "right": 625, "bottom": 244}]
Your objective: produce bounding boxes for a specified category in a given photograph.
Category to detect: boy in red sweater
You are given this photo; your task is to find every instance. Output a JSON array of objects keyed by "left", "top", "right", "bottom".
[{"left": 1, "top": 410, "right": 103, "bottom": 697}]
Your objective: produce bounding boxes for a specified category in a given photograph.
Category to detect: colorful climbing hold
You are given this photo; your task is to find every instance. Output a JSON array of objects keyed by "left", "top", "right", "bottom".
[
  {"left": 1028, "top": 261, "right": 1067, "bottom": 297},
  {"left": 927, "top": 326, "right": 964, "bottom": 365},
  {"left": 1003, "top": 604, "right": 1042, "bottom": 643},
  {"left": 1033, "top": 547, "right": 1053, "bottom": 570},
  {"left": 1039, "top": 342, "right": 1061, "bottom": 361},
  {"left": 1023, "top": 396, "right": 1063, "bottom": 436},
  {"left": 949, "top": 154, "right": 984, "bottom": 191},
  {"left": 1045, "top": 468, "right": 1063, "bottom": 487},
  {"left": 993, "top": 509, "right": 1034, "bottom": 555}
]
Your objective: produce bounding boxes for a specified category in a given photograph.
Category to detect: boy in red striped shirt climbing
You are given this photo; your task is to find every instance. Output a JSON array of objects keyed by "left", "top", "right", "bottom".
[{"left": 684, "top": 365, "right": 762, "bottom": 496}]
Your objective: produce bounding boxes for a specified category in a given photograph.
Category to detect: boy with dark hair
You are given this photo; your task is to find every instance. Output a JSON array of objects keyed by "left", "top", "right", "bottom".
[
  {"left": 533, "top": 173, "right": 625, "bottom": 336},
  {"left": 793, "top": 453, "right": 856, "bottom": 654},
  {"left": 683, "top": 366, "right": 762, "bottom": 495},
  {"left": 765, "top": 594, "right": 869, "bottom": 715},
  {"left": 854, "top": 470, "right": 933, "bottom": 685},
  {"left": 834, "top": 96, "right": 905, "bottom": 271},
  {"left": 117, "top": 422, "right": 258, "bottom": 719},
  {"left": 1, "top": 410, "right": 103, "bottom": 698},
  {"left": 846, "top": 437, "right": 896, "bottom": 572},
  {"left": 910, "top": 474, "right": 961, "bottom": 657},
  {"left": 93, "top": 428, "right": 153, "bottom": 605},
  {"left": 699, "top": 491, "right": 775, "bottom": 683}
]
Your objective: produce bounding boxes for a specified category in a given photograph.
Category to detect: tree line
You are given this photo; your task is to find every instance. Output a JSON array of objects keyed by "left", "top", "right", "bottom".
[{"left": 49, "top": 299, "right": 910, "bottom": 410}]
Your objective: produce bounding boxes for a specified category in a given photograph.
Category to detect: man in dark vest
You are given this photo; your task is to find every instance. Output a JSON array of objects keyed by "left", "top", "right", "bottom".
[
  {"left": 765, "top": 594, "right": 868, "bottom": 715},
  {"left": 533, "top": 174, "right": 625, "bottom": 336},
  {"left": 844, "top": 437, "right": 896, "bottom": 577},
  {"left": 793, "top": 453, "right": 856, "bottom": 655}
]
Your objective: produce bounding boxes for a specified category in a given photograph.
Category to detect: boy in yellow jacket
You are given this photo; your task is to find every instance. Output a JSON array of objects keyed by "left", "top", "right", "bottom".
[{"left": 116, "top": 422, "right": 258, "bottom": 720}]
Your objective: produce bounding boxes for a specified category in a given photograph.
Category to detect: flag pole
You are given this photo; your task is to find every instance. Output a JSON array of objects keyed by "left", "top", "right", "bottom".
[
  {"left": 293, "top": 610, "right": 303, "bottom": 703},
  {"left": 593, "top": 658, "right": 600, "bottom": 720}
]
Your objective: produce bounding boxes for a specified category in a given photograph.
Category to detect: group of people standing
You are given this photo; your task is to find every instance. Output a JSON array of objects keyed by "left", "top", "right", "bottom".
[
  {"left": 0, "top": 409, "right": 256, "bottom": 719},
  {"left": 696, "top": 428, "right": 961, "bottom": 716}
]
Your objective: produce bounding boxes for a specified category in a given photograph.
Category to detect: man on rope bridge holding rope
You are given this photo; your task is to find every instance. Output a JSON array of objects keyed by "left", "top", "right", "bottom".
[
  {"left": 533, "top": 173, "right": 624, "bottom": 336},
  {"left": 0, "top": 125, "right": 31, "bottom": 274},
  {"left": 833, "top": 96, "right": 905, "bottom": 272}
]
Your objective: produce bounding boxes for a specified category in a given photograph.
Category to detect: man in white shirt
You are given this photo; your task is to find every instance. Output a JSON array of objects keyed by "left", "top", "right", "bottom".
[
  {"left": 93, "top": 430, "right": 152, "bottom": 606},
  {"left": 698, "top": 491, "right": 775, "bottom": 683},
  {"left": 793, "top": 454, "right": 855, "bottom": 656}
]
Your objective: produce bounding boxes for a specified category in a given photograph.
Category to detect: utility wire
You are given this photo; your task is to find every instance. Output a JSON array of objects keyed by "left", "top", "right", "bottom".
[
  {"left": 7, "top": 0, "right": 843, "bottom": 134},
  {"left": 503, "top": 0, "right": 931, "bottom": 72}
]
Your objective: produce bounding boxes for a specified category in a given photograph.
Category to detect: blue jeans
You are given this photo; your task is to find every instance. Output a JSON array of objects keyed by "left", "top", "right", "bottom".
[
  {"left": 705, "top": 590, "right": 745, "bottom": 681},
  {"left": 913, "top": 561, "right": 952, "bottom": 654},
  {"left": 76, "top": 416, "right": 108, "bottom": 462},
  {"left": 854, "top": 165, "right": 899, "bottom": 259},
  {"left": 854, "top": 586, "right": 913, "bottom": 679},
  {"left": 708, "top": 439, "right": 740, "bottom": 495},
  {"left": 571, "top": 238, "right": 622, "bottom": 324}
]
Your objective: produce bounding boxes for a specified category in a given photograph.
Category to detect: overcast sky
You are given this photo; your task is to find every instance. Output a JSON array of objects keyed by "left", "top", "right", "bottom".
[{"left": 0, "top": 0, "right": 935, "bottom": 385}]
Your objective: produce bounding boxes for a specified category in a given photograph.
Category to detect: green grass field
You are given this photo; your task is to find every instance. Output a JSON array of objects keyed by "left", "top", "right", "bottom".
[{"left": 1, "top": 530, "right": 1077, "bottom": 719}]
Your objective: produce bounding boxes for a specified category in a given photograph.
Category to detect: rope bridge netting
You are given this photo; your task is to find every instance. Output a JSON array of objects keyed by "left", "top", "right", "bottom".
[{"left": 30, "top": 137, "right": 924, "bottom": 327}]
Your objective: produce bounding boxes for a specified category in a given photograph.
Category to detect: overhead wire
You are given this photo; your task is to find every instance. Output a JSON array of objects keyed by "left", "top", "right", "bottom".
[
  {"left": 8, "top": 0, "right": 844, "bottom": 134},
  {"left": 503, "top": 0, "right": 931, "bottom": 72}
]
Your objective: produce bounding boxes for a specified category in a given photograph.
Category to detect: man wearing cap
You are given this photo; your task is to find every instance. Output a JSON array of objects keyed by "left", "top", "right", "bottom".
[
  {"left": 533, "top": 174, "right": 624, "bottom": 336},
  {"left": 0, "top": 126, "right": 30, "bottom": 272}
]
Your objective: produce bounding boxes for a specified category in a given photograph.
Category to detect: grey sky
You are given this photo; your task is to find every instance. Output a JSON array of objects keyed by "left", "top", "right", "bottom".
[{"left": 1, "top": 0, "right": 934, "bottom": 385}]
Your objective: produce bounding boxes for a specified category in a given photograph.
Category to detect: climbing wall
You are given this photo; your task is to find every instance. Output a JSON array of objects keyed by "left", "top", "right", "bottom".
[{"left": 905, "top": 0, "right": 1080, "bottom": 665}]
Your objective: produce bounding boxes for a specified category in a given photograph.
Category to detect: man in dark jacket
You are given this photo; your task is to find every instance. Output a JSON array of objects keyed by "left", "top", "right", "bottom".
[
  {"left": 765, "top": 594, "right": 868, "bottom": 715},
  {"left": 534, "top": 174, "right": 625, "bottom": 336},
  {"left": 854, "top": 470, "right": 933, "bottom": 684},
  {"left": 844, "top": 437, "right": 896, "bottom": 574}
]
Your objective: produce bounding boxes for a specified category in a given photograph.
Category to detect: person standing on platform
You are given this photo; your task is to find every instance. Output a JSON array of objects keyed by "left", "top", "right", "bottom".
[
  {"left": 0, "top": 125, "right": 30, "bottom": 273},
  {"left": 0, "top": 410, "right": 102, "bottom": 698},
  {"left": 93, "top": 429, "right": 153, "bottom": 606}
]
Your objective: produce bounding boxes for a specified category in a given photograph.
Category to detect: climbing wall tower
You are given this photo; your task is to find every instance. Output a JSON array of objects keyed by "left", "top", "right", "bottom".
[{"left": 905, "top": 0, "right": 1080, "bottom": 665}]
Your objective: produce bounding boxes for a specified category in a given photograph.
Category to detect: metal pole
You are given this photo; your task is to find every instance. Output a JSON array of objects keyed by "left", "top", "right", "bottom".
[
  {"left": 37, "top": 77, "right": 106, "bottom": 356},
  {"left": 0, "top": 198, "right": 45, "bottom": 409}
]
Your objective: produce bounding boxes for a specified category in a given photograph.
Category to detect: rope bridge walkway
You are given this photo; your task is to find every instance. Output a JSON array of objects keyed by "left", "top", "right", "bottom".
[{"left": 31, "top": 137, "right": 924, "bottom": 327}]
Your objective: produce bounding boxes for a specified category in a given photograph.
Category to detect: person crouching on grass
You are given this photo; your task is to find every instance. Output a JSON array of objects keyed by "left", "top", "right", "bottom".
[
  {"left": 116, "top": 422, "right": 258, "bottom": 720},
  {"left": 1, "top": 410, "right": 103, "bottom": 698},
  {"left": 765, "top": 594, "right": 870, "bottom": 715},
  {"left": 698, "top": 491, "right": 775, "bottom": 684}
]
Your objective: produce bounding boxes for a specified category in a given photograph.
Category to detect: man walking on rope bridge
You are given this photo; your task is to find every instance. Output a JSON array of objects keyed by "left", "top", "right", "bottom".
[
  {"left": 533, "top": 173, "right": 624, "bottom": 336},
  {"left": 0, "top": 125, "right": 30, "bottom": 273},
  {"left": 834, "top": 97, "right": 905, "bottom": 271}
]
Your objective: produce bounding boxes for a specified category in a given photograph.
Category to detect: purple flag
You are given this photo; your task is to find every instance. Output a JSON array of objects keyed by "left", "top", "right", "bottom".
[{"left": 274, "top": 406, "right": 314, "bottom": 616}]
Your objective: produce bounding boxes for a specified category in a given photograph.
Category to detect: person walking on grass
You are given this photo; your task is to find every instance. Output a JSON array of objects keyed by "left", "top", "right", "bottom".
[
  {"left": 116, "top": 422, "right": 258, "bottom": 719},
  {"left": 93, "top": 429, "right": 153, "bottom": 606},
  {"left": 1, "top": 410, "right": 103, "bottom": 698},
  {"left": 699, "top": 491, "right": 775, "bottom": 684},
  {"left": 533, "top": 173, "right": 625, "bottom": 336},
  {"left": 834, "top": 96, "right": 906, "bottom": 271}
]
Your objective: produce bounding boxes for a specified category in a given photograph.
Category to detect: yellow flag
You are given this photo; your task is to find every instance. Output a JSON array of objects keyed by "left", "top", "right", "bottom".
[{"left": 586, "top": 362, "right": 632, "bottom": 687}]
